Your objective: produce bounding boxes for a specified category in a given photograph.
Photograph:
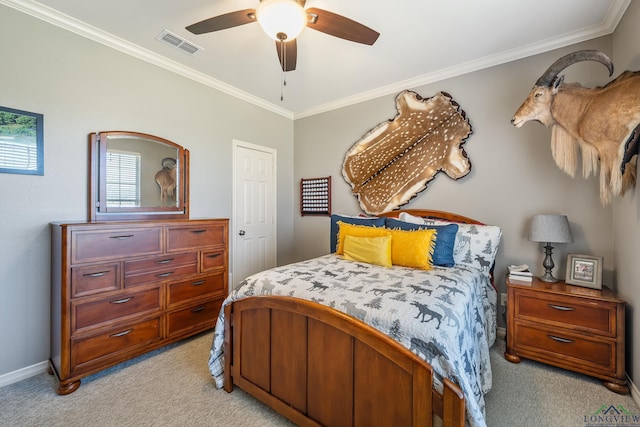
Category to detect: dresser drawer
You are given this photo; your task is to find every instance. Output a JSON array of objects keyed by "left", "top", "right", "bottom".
[
  {"left": 166, "top": 223, "right": 226, "bottom": 252},
  {"left": 71, "top": 317, "right": 161, "bottom": 371},
  {"left": 71, "top": 227, "right": 162, "bottom": 264},
  {"left": 515, "top": 292, "right": 616, "bottom": 336},
  {"left": 73, "top": 288, "right": 161, "bottom": 331},
  {"left": 166, "top": 299, "right": 222, "bottom": 337},
  {"left": 124, "top": 252, "right": 197, "bottom": 275},
  {"left": 168, "top": 273, "right": 226, "bottom": 307},
  {"left": 124, "top": 264, "right": 198, "bottom": 287},
  {"left": 72, "top": 263, "right": 119, "bottom": 297},
  {"left": 202, "top": 249, "right": 226, "bottom": 272},
  {"left": 514, "top": 323, "right": 615, "bottom": 373}
]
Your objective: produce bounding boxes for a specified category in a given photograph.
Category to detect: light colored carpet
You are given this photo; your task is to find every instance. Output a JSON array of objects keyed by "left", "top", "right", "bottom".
[
  {"left": 0, "top": 331, "right": 637, "bottom": 426},
  {"left": 485, "top": 339, "right": 639, "bottom": 427}
]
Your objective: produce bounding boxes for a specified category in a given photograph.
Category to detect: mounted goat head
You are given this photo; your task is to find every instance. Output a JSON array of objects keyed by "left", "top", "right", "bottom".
[
  {"left": 155, "top": 158, "right": 177, "bottom": 207},
  {"left": 512, "top": 49, "right": 640, "bottom": 204}
]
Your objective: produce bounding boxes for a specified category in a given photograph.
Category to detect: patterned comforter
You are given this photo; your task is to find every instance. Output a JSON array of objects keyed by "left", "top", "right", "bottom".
[{"left": 209, "top": 254, "right": 497, "bottom": 427}]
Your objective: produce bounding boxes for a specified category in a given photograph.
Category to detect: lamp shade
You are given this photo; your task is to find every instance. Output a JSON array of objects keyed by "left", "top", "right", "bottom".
[
  {"left": 528, "top": 214, "right": 573, "bottom": 243},
  {"left": 256, "top": 0, "right": 307, "bottom": 41}
]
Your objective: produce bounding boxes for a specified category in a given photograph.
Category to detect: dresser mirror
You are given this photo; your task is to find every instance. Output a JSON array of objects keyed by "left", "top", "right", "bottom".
[{"left": 89, "top": 131, "right": 189, "bottom": 221}]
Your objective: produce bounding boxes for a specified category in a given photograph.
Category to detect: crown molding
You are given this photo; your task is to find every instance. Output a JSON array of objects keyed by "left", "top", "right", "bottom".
[
  {"left": 2, "top": 0, "right": 629, "bottom": 121},
  {"left": 294, "top": 0, "right": 631, "bottom": 119}
]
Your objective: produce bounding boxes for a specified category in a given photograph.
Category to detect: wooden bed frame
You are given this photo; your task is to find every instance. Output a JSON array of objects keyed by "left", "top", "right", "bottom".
[{"left": 223, "top": 210, "right": 487, "bottom": 427}]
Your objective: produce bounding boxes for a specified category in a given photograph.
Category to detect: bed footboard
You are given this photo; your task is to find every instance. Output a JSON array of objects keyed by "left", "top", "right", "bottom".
[{"left": 223, "top": 296, "right": 464, "bottom": 427}]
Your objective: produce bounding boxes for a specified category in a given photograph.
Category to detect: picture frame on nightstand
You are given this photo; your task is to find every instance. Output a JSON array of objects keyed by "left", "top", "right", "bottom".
[{"left": 565, "top": 253, "right": 603, "bottom": 289}]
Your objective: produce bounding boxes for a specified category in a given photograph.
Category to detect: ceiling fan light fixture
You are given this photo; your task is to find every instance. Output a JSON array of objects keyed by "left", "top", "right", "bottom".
[{"left": 256, "top": 0, "right": 307, "bottom": 41}]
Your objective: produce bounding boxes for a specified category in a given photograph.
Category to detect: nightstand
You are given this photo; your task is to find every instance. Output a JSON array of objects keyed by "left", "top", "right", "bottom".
[{"left": 504, "top": 277, "right": 628, "bottom": 394}]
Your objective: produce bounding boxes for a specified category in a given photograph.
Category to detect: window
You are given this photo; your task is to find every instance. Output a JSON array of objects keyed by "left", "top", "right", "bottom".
[
  {"left": 0, "top": 106, "right": 44, "bottom": 175},
  {"left": 0, "top": 138, "right": 39, "bottom": 171},
  {"left": 106, "top": 150, "right": 141, "bottom": 207}
]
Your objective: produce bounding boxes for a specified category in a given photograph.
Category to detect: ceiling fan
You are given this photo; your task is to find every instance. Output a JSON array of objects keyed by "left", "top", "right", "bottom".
[{"left": 186, "top": 0, "right": 380, "bottom": 72}]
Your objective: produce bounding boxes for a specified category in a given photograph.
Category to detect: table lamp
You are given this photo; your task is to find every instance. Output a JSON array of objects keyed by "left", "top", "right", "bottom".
[{"left": 529, "top": 214, "right": 573, "bottom": 282}]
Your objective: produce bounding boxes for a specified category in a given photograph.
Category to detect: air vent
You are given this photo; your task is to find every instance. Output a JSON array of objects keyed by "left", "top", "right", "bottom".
[{"left": 156, "top": 29, "right": 203, "bottom": 56}]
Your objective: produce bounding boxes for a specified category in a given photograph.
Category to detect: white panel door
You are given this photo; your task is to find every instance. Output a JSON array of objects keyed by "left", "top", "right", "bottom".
[{"left": 232, "top": 140, "right": 277, "bottom": 289}]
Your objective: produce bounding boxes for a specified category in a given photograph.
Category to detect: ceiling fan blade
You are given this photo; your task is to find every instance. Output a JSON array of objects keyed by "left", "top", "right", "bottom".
[
  {"left": 186, "top": 9, "right": 256, "bottom": 35},
  {"left": 305, "top": 7, "right": 379, "bottom": 45},
  {"left": 275, "top": 39, "right": 297, "bottom": 71}
]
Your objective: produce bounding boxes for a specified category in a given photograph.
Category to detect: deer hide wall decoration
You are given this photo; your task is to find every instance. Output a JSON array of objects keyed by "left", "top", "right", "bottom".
[{"left": 342, "top": 90, "right": 473, "bottom": 215}]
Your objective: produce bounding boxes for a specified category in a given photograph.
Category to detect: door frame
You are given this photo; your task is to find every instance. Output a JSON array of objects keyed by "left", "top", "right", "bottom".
[{"left": 231, "top": 139, "right": 277, "bottom": 289}]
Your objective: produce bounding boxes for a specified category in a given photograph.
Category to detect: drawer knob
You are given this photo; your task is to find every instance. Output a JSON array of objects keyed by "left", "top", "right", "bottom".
[
  {"left": 548, "top": 335, "right": 574, "bottom": 344},
  {"left": 206, "top": 254, "right": 220, "bottom": 259},
  {"left": 110, "top": 329, "right": 133, "bottom": 338},
  {"left": 191, "top": 229, "right": 207, "bottom": 234},
  {"left": 110, "top": 297, "right": 133, "bottom": 304},
  {"left": 155, "top": 258, "right": 174, "bottom": 264},
  {"left": 192, "top": 280, "right": 206, "bottom": 286},
  {"left": 548, "top": 304, "right": 575, "bottom": 311},
  {"left": 191, "top": 306, "right": 206, "bottom": 313}
]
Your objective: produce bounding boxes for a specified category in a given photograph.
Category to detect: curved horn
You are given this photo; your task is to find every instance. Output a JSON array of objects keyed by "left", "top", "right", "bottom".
[{"left": 535, "top": 49, "right": 614, "bottom": 87}]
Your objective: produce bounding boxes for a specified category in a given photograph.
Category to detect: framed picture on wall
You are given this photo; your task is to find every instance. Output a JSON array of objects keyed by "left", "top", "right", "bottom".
[
  {"left": 0, "top": 105, "right": 44, "bottom": 175},
  {"left": 565, "top": 254, "right": 603, "bottom": 289}
]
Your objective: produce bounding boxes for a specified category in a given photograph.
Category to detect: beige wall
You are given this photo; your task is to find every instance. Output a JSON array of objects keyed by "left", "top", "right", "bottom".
[
  {"left": 294, "top": 14, "right": 640, "bottom": 388},
  {"left": 0, "top": 6, "right": 295, "bottom": 377},
  {"left": 294, "top": 37, "right": 615, "bottom": 274},
  {"left": 293, "top": 39, "right": 618, "bottom": 326},
  {"left": 612, "top": 0, "right": 640, "bottom": 392}
]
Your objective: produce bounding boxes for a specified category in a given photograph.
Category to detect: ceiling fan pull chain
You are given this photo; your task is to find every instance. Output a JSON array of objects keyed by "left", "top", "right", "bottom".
[{"left": 280, "top": 39, "right": 285, "bottom": 101}]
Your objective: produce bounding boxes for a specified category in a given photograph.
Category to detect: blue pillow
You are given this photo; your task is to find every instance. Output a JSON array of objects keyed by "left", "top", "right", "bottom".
[
  {"left": 384, "top": 217, "right": 458, "bottom": 267},
  {"left": 330, "top": 214, "right": 386, "bottom": 253}
]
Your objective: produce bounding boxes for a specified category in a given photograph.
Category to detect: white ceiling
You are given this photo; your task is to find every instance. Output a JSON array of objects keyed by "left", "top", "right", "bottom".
[{"left": 3, "top": 0, "right": 630, "bottom": 118}]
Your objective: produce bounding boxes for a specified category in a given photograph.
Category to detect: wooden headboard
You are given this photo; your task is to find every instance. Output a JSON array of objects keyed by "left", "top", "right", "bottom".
[{"left": 378, "top": 209, "right": 486, "bottom": 225}]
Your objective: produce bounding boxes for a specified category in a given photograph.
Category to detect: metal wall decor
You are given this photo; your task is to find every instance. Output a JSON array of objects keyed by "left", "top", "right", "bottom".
[{"left": 300, "top": 176, "right": 331, "bottom": 216}]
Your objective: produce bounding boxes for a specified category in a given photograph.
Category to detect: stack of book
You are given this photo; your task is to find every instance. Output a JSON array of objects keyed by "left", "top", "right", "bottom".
[{"left": 508, "top": 264, "right": 533, "bottom": 282}]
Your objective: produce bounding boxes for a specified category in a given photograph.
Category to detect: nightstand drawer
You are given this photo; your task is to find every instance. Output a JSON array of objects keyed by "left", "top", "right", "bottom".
[
  {"left": 515, "top": 292, "right": 615, "bottom": 336},
  {"left": 515, "top": 323, "right": 615, "bottom": 373}
]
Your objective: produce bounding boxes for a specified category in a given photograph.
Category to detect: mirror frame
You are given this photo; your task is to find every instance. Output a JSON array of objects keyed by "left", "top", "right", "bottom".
[{"left": 88, "top": 131, "right": 190, "bottom": 221}]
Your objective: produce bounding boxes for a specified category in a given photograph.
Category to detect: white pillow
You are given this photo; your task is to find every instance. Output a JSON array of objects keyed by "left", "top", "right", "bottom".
[
  {"left": 423, "top": 218, "right": 501, "bottom": 271},
  {"left": 398, "top": 212, "right": 426, "bottom": 224}
]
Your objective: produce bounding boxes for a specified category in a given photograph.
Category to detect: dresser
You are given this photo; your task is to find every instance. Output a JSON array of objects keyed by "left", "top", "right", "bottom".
[
  {"left": 504, "top": 277, "right": 627, "bottom": 394},
  {"left": 50, "top": 218, "right": 228, "bottom": 394}
]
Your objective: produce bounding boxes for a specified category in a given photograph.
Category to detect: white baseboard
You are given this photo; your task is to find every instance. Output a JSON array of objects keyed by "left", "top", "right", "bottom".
[
  {"left": 0, "top": 361, "right": 49, "bottom": 389},
  {"left": 629, "top": 374, "right": 640, "bottom": 411}
]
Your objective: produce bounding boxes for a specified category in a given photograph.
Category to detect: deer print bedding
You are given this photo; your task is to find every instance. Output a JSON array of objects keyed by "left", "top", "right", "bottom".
[{"left": 209, "top": 254, "right": 497, "bottom": 427}]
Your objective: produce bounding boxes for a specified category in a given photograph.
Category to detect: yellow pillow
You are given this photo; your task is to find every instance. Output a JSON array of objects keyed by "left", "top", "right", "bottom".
[
  {"left": 387, "top": 228, "right": 436, "bottom": 269},
  {"left": 336, "top": 221, "right": 390, "bottom": 255},
  {"left": 343, "top": 235, "right": 392, "bottom": 267}
]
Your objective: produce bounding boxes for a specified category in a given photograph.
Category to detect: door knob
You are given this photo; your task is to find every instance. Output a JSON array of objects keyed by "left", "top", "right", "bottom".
[{"left": 238, "top": 230, "right": 245, "bottom": 236}]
